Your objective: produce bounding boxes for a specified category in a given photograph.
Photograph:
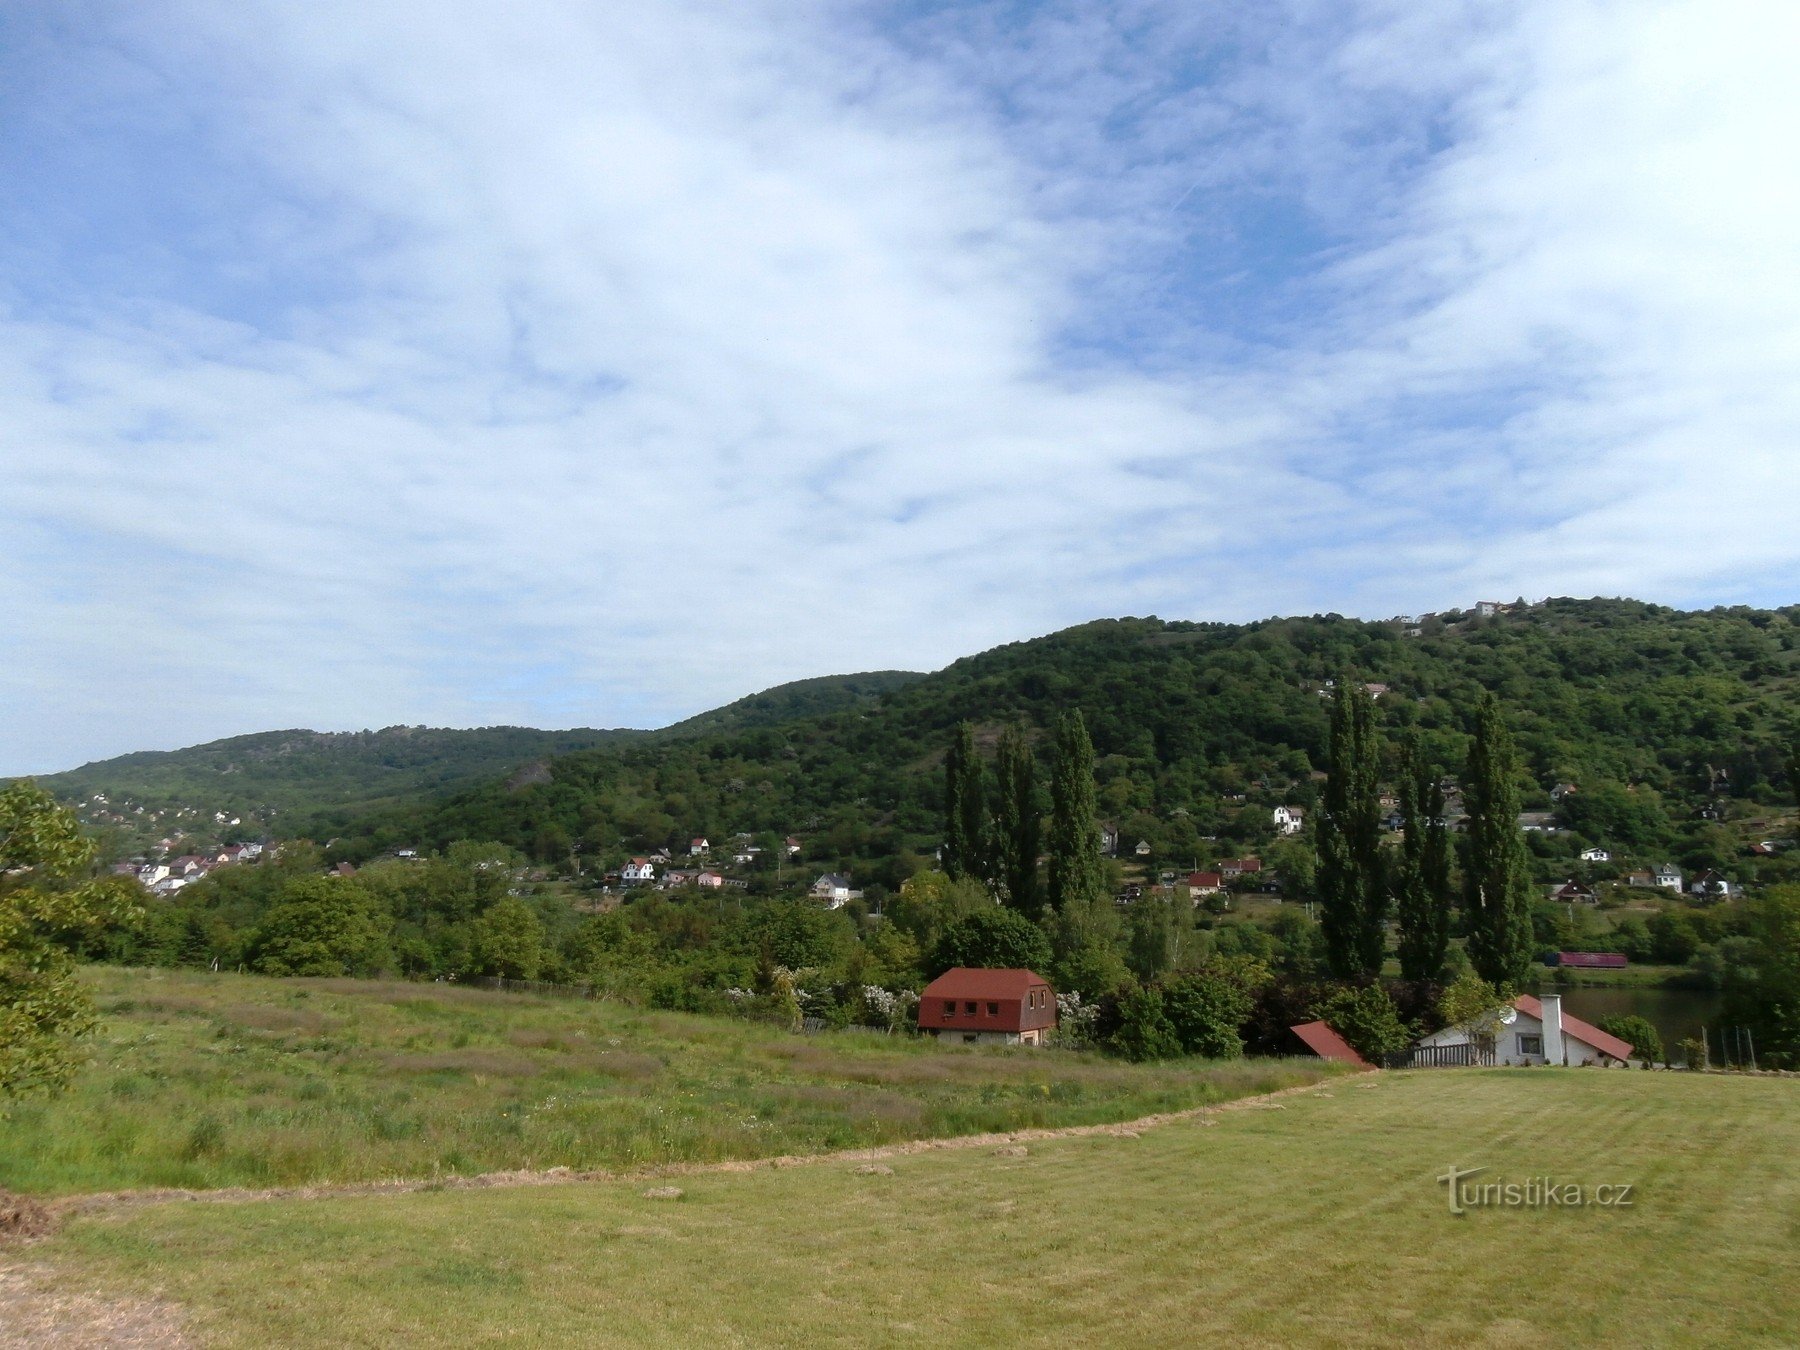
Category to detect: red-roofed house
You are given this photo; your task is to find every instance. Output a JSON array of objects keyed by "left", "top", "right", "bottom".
[
  {"left": 918, "top": 968, "right": 1056, "bottom": 1046},
  {"left": 1290, "top": 1021, "right": 1372, "bottom": 1068},
  {"left": 1186, "top": 871, "right": 1223, "bottom": 900},
  {"left": 1219, "top": 857, "right": 1263, "bottom": 879},
  {"left": 1415, "top": 993, "right": 1633, "bottom": 1067}
]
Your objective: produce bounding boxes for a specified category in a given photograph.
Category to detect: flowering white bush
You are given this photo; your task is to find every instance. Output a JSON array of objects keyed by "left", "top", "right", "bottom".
[{"left": 1055, "top": 991, "right": 1100, "bottom": 1047}]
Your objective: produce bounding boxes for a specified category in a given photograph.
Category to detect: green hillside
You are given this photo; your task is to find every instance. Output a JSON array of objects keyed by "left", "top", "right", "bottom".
[
  {"left": 340, "top": 597, "right": 1800, "bottom": 883},
  {"left": 22, "top": 674, "right": 928, "bottom": 850}
]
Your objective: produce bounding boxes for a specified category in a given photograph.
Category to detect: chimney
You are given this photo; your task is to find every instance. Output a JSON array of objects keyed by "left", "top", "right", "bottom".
[{"left": 1539, "top": 994, "right": 1564, "bottom": 1066}]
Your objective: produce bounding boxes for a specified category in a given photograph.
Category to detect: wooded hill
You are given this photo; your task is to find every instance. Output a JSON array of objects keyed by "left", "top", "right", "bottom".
[{"left": 322, "top": 598, "right": 1800, "bottom": 888}]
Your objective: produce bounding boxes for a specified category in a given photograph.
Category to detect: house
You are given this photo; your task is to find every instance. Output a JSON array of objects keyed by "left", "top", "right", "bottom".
[
  {"left": 1186, "top": 871, "right": 1223, "bottom": 900},
  {"left": 650, "top": 848, "right": 673, "bottom": 864},
  {"left": 1580, "top": 846, "right": 1611, "bottom": 862},
  {"left": 621, "top": 858, "right": 656, "bottom": 884},
  {"left": 917, "top": 968, "right": 1056, "bottom": 1046},
  {"left": 1546, "top": 880, "right": 1598, "bottom": 905},
  {"left": 1653, "top": 864, "right": 1683, "bottom": 891},
  {"left": 1218, "top": 857, "right": 1262, "bottom": 879},
  {"left": 1099, "top": 825, "right": 1120, "bottom": 857},
  {"left": 661, "top": 870, "right": 695, "bottom": 888},
  {"left": 1552, "top": 952, "right": 1628, "bottom": 969},
  {"left": 1412, "top": 994, "right": 1633, "bottom": 1067},
  {"left": 812, "top": 873, "right": 856, "bottom": 907},
  {"left": 1749, "top": 841, "right": 1778, "bottom": 857},
  {"left": 1689, "top": 870, "right": 1737, "bottom": 900},
  {"left": 170, "top": 855, "right": 207, "bottom": 877},
  {"left": 1134, "top": 839, "right": 1153, "bottom": 857},
  {"left": 784, "top": 836, "right": 802, "bottom": 857},
  {"left": 1474, "top": 600, "right": 1509, "bottom": 617},
  {"left": 138, "top": 863, "right": 171, "bottom": 885},
  {"left": 1550, "top": 782, "right": 1579, "bottom": 802},
  {"left": 331, "top": 862, "right": 358, "bottom": 879},
  {"left": 689, "top": 837, "right": 709, "bottom": 857},
  {"left": 1273, "top": 806, "right": 1305, "bottom": 836},
  {"left": 1289, "top": 1021, "right": 1372, "bottom": 1068},
  {"left": 696, "top": 871, "right": 724, "bottom": 889},
  {"left": 1363, "top": 682, "right": 1390, "bottom": 700},
  {"left": 1517, "top": 812, "right": 1558, "bottom": 833}
]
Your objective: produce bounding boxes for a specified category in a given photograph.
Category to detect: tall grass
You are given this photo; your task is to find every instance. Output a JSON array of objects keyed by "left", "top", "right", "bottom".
[{"left": 0, "top": 968, "right": 1332, "bottom": 1195}]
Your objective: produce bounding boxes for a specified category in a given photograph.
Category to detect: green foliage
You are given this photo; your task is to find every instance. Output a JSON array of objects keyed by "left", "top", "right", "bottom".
[
  {"left": 1436, "top": 973, "right": 1513, "bottom": 1034},
  {"left": 1596, "top": 1014, "right": 1664, "bottom": 1065},
  {"left": 1109, "top": 985, "right": 1182, "bottom": 1062},
  {"left": 1046, "top": 894, "right": 1129, "bottom": 997},
  {"left": 1462, "top": 692, "right": 1535, "bottom": 987},
  {"left": 991, "top": 723, "right": 1042, "bottom": 916},
  {"left": 248, "top": 877, "right": 393, "bottom": 977},
  {"left": 1161, "top": 958, "right": 1270, "bottom": 1059},
  {"left": 1395, "top": 737, "right": 1453, "bottom": 982},
  {"left": 1047, "top": 709, "right": 1104, "bottom": 914},
  {"left": 1314, "top": 983, "right": 1414, "bottom": 1063},
  {"left": 467, "top": 897, "right": 547, "bottom": 980},
  {"left": 0, "top": 783, "right": 142, "bottom": 1096},
  {"left": 928, "top": 906, "right": 1052, "bottom": 977},
  {"left": 1318, "top": 679, "right": 1386, "bottom": 980},
  {"left": 941, "top": 721, "right": 989, "bottom": 884},
  {"left": 1722, "top": 884, "right": 1800, "bottom": 1067}
]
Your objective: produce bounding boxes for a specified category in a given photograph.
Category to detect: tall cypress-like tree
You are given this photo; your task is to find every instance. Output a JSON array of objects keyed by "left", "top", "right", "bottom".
[
  {"left": 942, "top": 721, "right": 988, "bottom": 883},
  {"left": 992, "top": 723, "right": 1042, "bottom": 916},
  {"left": 1317, "top": 678, "right": 1387, "bottom": 981},
  {"left": 1395, "top": 736, "right": 1452, "bottom": 983},
  {"left": 1462, "top": 692, "right": 1535, "bottom": 987},
  {"left": 1047, "top": 709, "right": 1105, "bottom": 914}
]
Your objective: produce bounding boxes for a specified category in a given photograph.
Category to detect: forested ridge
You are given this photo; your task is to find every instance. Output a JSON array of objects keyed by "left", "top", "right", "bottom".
[{"left": 330, "top": 597, "right": 1800, "bottom": 879}]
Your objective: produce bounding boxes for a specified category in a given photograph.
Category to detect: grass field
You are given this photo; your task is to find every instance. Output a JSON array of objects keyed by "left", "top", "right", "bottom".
[
  {"left": 0, "top": 968, "right": 1332, "bottom": 1196},
  {"left": 20, "top": 1068, "right": 1798, "bottom": 1346}
]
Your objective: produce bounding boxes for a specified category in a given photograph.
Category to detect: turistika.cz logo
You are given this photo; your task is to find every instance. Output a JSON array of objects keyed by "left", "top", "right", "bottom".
[{"left": 1436, "top": 1165, "right": 1635, "bottom": 1215}]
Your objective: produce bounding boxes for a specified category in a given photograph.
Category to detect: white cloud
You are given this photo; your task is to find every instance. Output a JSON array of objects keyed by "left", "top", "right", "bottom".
[{"left": 3, "top": 0, "right": 1798, "bottom": 771}]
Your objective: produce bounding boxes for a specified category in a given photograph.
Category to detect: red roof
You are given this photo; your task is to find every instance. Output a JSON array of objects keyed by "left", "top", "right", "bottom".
[
  {"left": 1515, "top": 995, "right": 1634, "bottom": 1061},
  {"left": 1290, "top": 1021, "right": 1371, "bottom": 1068},
  {"left": 1556, "top": 951, "right": 1627, "bottom": 968},
  {"left": 921, "top": 968, "right": 1050, "bottom": 1000},
  {"left": 1187, "top": 871, "right": 1223, "bottom": 888}
]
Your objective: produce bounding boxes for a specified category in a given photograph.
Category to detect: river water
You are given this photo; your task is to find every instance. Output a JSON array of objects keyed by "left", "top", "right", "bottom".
[{"left": 1545, "top": 985, "right": 1724, "bottom": 1059}]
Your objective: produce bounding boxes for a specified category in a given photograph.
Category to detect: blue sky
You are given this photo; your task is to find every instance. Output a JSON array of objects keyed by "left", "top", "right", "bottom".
[{"left": 4, "top": 1, "right": 1799, "bottom": 773}]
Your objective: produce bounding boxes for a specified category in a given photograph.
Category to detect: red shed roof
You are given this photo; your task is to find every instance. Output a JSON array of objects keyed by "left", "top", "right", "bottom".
[
  {"left": 1515, "top": 994, "right": 1634, "bottom": 1061},
  {"left": 921, "top": 968, "right": 1050, "bottom": 1000},
  {"left": 1290, "top": 1021, "right": 1371, "bottom": 1068},
  {"left": 1557, "top": 951, "right": 1627, "bottom": 968}
]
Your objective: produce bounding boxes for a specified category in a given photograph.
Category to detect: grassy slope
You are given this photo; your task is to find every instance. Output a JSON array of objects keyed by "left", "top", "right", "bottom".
[
  {"left": 35, "top": 1069, "right": 1799, "bottom": 1346},
  {"left": 0, "top": 969, "right": 1329, "bottom": 1195}
]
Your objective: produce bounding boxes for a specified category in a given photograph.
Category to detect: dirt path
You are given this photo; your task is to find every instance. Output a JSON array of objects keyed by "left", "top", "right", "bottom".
[{"left": 49, "top": 1074, "right": 1361, "bottom": 1220}]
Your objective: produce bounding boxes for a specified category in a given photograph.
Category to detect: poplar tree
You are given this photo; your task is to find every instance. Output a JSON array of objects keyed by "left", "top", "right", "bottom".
[
  {"left": 941, "top": 720, "right": 988, "bottom": 883},
  {"left": 1046, "top": 709, "right": 1105, "bottom": 913},
  {"left": 1395, "top": 736, "right": 1452, "bottom": 982},
  {"left": 1318, "top": 678, "right": 1387, "bottom": 980},
  {"left": 1462, "top": 692, "right": 1535, "bottom": 987},
  {"left": 992, "top": 723, "right": 1042, "bottom": 917}
]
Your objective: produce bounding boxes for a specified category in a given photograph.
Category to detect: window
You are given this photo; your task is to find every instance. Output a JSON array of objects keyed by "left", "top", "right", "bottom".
[
  {"left": 964, "top": 1001, "right": 978, "bottom": 1016},
  {"left": 942, "top": 1003, "right": 955, "bottom": 1019},
  {"left": 1518, "top": 1034, "right": 1543, "bottom": 1056},
  {"left": 987, "top": 1002, "right": 999, "bottom": 1016}
]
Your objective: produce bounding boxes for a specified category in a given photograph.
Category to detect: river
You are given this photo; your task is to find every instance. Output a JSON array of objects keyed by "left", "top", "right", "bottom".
[{"left": 1545, "top": 984, "right": 1724, "bottom": 1060}]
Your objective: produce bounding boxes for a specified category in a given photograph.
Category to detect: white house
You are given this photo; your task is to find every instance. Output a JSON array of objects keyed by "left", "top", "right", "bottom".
[
  {"left": 621, "top": 858, "right": 656, "bottom": 884},
  {"left": 1653, "top": 864, "right": 1683, "bottom": 891},
  {"left": 1580, "top": 846, "right": 1610, "bottom": 862},
  {"left": 1689, "top": 870, "right": 1737, "bottom": 900},
  {"left": 1414, "top": 994, "right": 1634, "bottom": 1067},
  {"left": 689, "top": 837, "right": 709, "bottom": 857},
  {"left": 1273, "top": 806, "right": 1305, "bottom": 836},
  {"left": 811, "top": 873, "right": 856, "bottom": 908}
]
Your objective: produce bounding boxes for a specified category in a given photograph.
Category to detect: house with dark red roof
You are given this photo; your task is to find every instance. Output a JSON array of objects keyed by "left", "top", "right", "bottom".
[
  {"left": 918, "top": 968, "right": 1056, "bottom": 1046},
  {"left": 1413, "top": 993, "right": 1634, "bottom": 1067}
]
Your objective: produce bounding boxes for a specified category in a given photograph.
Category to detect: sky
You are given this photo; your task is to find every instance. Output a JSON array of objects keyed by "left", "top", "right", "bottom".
[{"left": 4, "top": 0, "right": 1799, "bottom": 773}]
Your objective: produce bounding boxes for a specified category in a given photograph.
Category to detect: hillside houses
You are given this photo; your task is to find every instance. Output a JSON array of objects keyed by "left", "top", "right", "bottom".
[{"left": 1273, "top": 806, "right": 1305, "bottom": 836}]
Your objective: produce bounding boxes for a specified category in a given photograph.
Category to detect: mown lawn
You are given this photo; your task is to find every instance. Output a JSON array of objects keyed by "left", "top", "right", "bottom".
[
  {"left": 0, "top": 967, "right": 1330, "bottom": 1195},
  {"left": 32, "top": 1068, "right": 1799, "bottom": 1346}
]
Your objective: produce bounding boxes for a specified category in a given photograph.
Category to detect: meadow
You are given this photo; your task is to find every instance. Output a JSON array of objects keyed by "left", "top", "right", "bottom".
[
  {"left": 0, "top": 968, "right": 1331, "bottom": 1195},
  {"left": 19, "top": 1067, "right": 1798, "bottom": 1346}
]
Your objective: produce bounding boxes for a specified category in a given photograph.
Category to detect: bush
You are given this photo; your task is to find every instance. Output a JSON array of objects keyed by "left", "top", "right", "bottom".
[
  {"left": 1313, "top": 984, "right": 1414, "bottom": 1063},
  {"left": 1160, "top": 958, "right": 1269, "bottom": 1059},
  {"left": 1109, "top": 985, "right": 1182, "bottom": 1062},
  {"left": 1596, "top": 1013, "right": 1664, "bottom": 1065}
]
